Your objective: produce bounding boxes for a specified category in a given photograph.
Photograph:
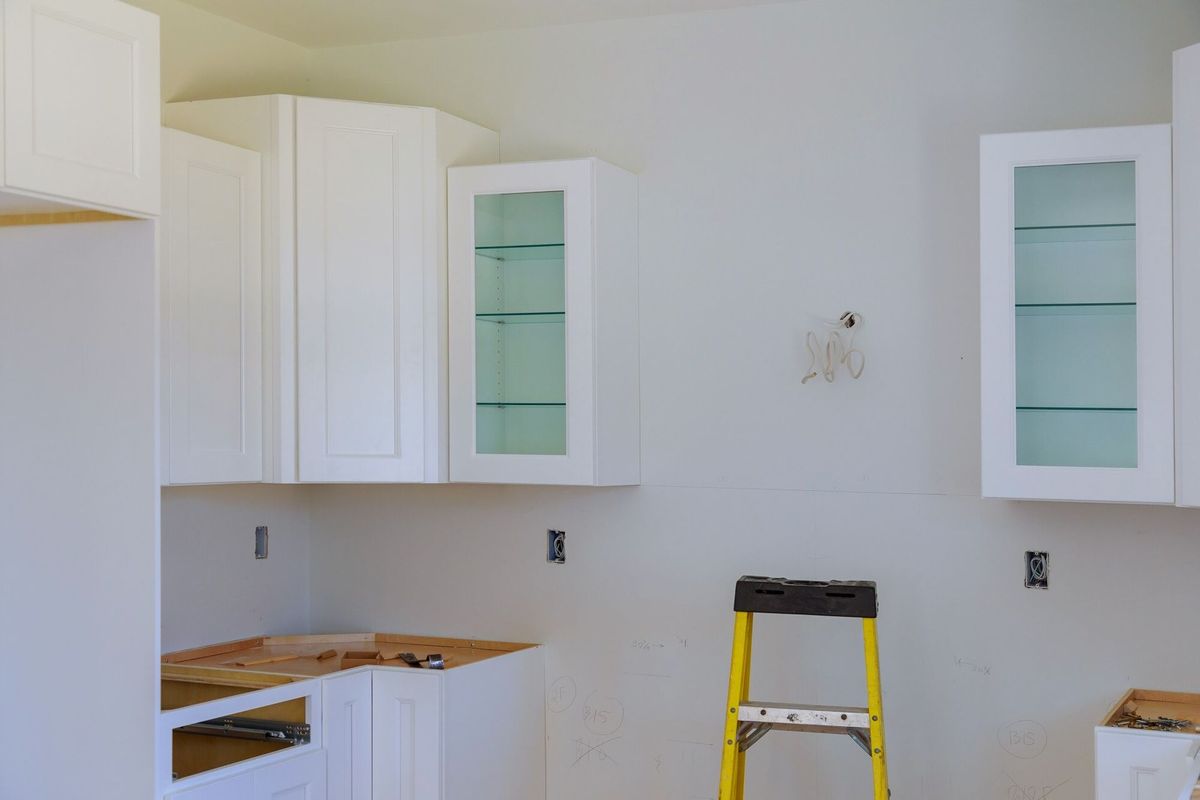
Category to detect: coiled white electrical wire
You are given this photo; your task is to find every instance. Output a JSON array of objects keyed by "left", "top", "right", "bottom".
[{"left": 801, "top": 311, "right": 865, "bottom": 384}]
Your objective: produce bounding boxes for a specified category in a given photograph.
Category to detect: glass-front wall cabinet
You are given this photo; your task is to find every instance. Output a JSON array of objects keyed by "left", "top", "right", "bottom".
[
  {"left": 980, "top": 126, "right": 1173, "bottom": 503},
  {"left": 449, "top": 159, "right": 640, "bottom": 486},
  {"left": 474, "top": 191, "right": 567, "bottom": 455}
]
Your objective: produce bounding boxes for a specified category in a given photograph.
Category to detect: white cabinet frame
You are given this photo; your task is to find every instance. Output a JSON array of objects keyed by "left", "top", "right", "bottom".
[
  {"left": 980, "top": 125, "right": 1174, "bottom": 503},
  {"left": 1174, "top": 43, "right": 1200, "bottom": 507},
  {"left": 448, "top": 158, "right": 639, "bottom": 485}
]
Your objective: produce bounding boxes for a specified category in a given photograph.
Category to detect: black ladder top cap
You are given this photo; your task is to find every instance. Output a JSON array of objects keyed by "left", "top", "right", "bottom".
[{"left": 734, "top": 576, "right": 878, "bottom": 618}]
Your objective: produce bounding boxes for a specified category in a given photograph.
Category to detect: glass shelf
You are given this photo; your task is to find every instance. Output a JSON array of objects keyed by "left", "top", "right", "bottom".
[
  {"left": 475, "top": 243, "right": 565, "bottom": 262},
  {"left": 1017, "top": 406, "right": 1135, "bottom": 412},
  {"left": 477, "top": 402, "right": 566, "bottom": 407},
  {"left": 1015, "top": 223, "right": 1135, "bottom": 232},
  {"left": 1016, "top": 407, "right": 1136, "bottom": 468},
  {"left": 1015, "top": 302, "right": 1134, "bottom": 309},
  {"left": 475, "top": 311, "right": 565, "bottom": 324}
]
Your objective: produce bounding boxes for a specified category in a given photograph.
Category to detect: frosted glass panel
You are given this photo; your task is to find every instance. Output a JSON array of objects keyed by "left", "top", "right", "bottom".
[
  {"left": 474, "top": 191, "right": 566, "bottom": 455},
  {"left": 1012, "top": 162, "right": 1136, "bottom": 467},
  {"left": 1016, "top": 409, "right": 1136, "bottom": 468},
  {"left": 1015, "top": 306, "right": 1136, "bottom": 409}
]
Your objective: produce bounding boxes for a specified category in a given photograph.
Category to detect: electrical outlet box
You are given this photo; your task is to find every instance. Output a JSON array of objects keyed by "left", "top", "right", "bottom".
[
  {"left": 255, "top": 526, "right": 269, "bottom": 559},
  {"left": 547, "top": 530, "right": 565, "bottom": 564},
  {"left": 1024, "top": 551, "right": 1048, "bottom": 589}
]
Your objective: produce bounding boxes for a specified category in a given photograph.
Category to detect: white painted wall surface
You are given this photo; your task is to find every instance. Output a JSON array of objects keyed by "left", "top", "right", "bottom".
[
  {"left": 126, "top": 0, "right": 311, "bottom": 102},
  {"left": 161, "top": 485, "right": 311, "bottom": 652},
  {"left": 295, "top": 3, "right": 1200, "bottom": 800},
  {"left": 0, "top": 222, "right": 158, "bottom": 800}
]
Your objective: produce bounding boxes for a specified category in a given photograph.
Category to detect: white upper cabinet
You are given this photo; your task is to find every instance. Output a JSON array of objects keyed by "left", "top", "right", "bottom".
[
  {"left": 164, "top": 95, "right": 498, "bottom": 483},
  {"left": 161, "top": 128, "right": 263, "bottom": 485},
  {"left": 448, "top": 159, "right": 639, "bottom": 485},
  {"left": 295, "top": 98, "right": 428, "bottom": 482},
  {"left": 1175, "top": 43, "right": 1200, "bottom": 508},
  {"left": 1, "top": 0, "right": 160, "bottom": 217},
  {"left": 980, "top": 125, "right": 1174, "bottom": 503}
]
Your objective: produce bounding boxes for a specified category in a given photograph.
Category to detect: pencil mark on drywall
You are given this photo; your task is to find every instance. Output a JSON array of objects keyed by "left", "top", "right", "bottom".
[
  {"left": 631, "top": 639, "right": 666, "bottom": 651},
  {"left": 998, "top": 720, "right": 1048, "bottom": 759},
  {"left": 583, "top": 690, "right": 625, "bottom": 736},
  {"left": 571, "top": 735, "right": 622, "bottom": 767},
  {"left": 1004, "top": 770, "right": 1069, "bottom": 800},
  {"left": 549, "top": 676, "right": 577, "bottom": 713},
  {"left": 955, "top": 656, "right": 991, "bottom": 676},
  {"left": 621, "top": 671, "right": 672, "bottom": 678}
]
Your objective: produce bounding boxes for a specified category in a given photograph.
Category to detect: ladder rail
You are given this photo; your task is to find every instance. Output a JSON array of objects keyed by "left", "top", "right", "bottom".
[{"left": 718, "top": 577, "right": 891, "bottom": 800}]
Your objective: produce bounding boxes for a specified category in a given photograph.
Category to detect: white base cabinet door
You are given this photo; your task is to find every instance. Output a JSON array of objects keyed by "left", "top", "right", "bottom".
[
  {"left": 1, "top": 0, "right": 160, "bottom": 217},
  {"left": 161, "top": 128, "right": 263, "bottom": 485},
  {"left": 372, "top": 671, "right": 441, "bottom": 800},
  {"left": 1096, "top": 728, "right": 1200, "bottom": 800},
  {"left": 324, "top": 671, "right": 373, "bottom": 800},
  {"left": 448, "top": 158, "right": 640, "bottom": 485},
  {"left": 980, "top": 125, "right": 1174, "bottom": 503},
  {"left": 254, "top": 750, "right": 327, "bottom": 800}
]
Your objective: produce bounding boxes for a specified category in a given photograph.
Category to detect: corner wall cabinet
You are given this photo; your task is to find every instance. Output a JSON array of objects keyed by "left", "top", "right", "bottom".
[
  {"left": 448, "top": 158, "right": 640, "bottom": 485},
  {"left": 980, "top": 125, "right": 1174, "bottom": 503},
  {"left": 0, "top": 0, "right": 160, "bottom": 218},
  {"left": 161, "top": 129, "right": 263, "bottom": 485},
  {"left": 163, "top": 95, "right": 499, "bottom": 484}
]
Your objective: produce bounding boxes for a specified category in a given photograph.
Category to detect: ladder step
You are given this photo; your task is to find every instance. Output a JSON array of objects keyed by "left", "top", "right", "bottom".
[{"left": 738, "top": 702, "right": 870, "bottom": 733}]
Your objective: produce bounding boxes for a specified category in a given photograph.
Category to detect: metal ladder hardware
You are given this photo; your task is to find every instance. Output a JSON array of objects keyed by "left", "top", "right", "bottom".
[{"left": 718, "top": 577, "right": 890, "bottom": 800}]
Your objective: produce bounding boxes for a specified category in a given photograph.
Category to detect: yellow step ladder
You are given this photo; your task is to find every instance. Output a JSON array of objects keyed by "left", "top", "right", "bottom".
[{"left": 718, "top": 577, "right": 890, "bottom": 800}]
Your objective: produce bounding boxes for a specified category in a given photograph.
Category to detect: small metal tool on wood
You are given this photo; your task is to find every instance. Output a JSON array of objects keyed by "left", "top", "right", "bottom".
[{"left": 396, "top": 652, "right": 445, "bottom": 669}]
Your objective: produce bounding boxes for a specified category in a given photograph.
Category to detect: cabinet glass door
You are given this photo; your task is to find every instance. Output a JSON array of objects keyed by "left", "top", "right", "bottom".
[
  {"left": 1013, "top": 161, "right": 1136, "bottom": 468},
  {"left": 473, "top": 191, "right": 567, "bottom": 455}
]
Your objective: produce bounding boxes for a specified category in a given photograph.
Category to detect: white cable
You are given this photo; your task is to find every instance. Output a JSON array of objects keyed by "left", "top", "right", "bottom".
[{"left": 801, "top": 311, "right": 865, "bottom": 384}]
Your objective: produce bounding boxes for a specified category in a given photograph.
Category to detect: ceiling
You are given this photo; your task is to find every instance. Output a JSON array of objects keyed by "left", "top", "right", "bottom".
[{"left": 176, "top": 0, "right": 789, "bottom": 47}]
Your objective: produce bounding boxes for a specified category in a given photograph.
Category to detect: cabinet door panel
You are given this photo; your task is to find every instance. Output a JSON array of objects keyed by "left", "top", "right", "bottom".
[
  {"left": 253, "top": 750, "right": 327, "bottom": 800},
  {"left": 324, "top": 671, "right": 372, "bottom": 800},
  {"left": 296, "top": 98, "right": 428, "bottom": 482},
  {"left": 162, "top": 129, "right": 263, "bottom": 484},
  {"left": 2, "top": 0, "right": 159, "bottom": 215},
  {"left": 372, "top": 671, "right": 440, "bottom": 800},
  {"left": 167, "top": 772, "right": 254, "bottom": 800}
]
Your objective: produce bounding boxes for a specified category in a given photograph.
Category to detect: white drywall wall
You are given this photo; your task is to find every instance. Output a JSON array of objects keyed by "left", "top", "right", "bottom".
[
  {"left": 295, "top": 3, "right": 1200, "bottom": 799},
  {"left": 0, "top": 222, "right": 158, "bottom": 800},
  {"left": 161, "top": 485, "right": 312, "bottom": 652},
  {"left": 126, "top": 0, "right": 311, "bottom": 101}
]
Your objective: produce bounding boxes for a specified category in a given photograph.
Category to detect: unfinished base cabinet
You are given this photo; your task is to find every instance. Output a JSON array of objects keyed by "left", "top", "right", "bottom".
[
  {"left": 1096, "top": 690, "right": 1200, "bottom": 800},
  {"left": 160, "top": 129, "right": 263, "bottom": 485},
  {"left": 160, "top": 634, "right": 546, "bottom": 800},
  {"left": 980, "top": 125, "right": 1174, "bottom": 503},
  {"left": 0, "top": 0, "right": 160, "bottom": 218},
  {"left": 163, "top": 95, "right": 498, "bottom": 483},
  {"left": 448, "top": 159, "right": 640, "bottom": 485}
]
